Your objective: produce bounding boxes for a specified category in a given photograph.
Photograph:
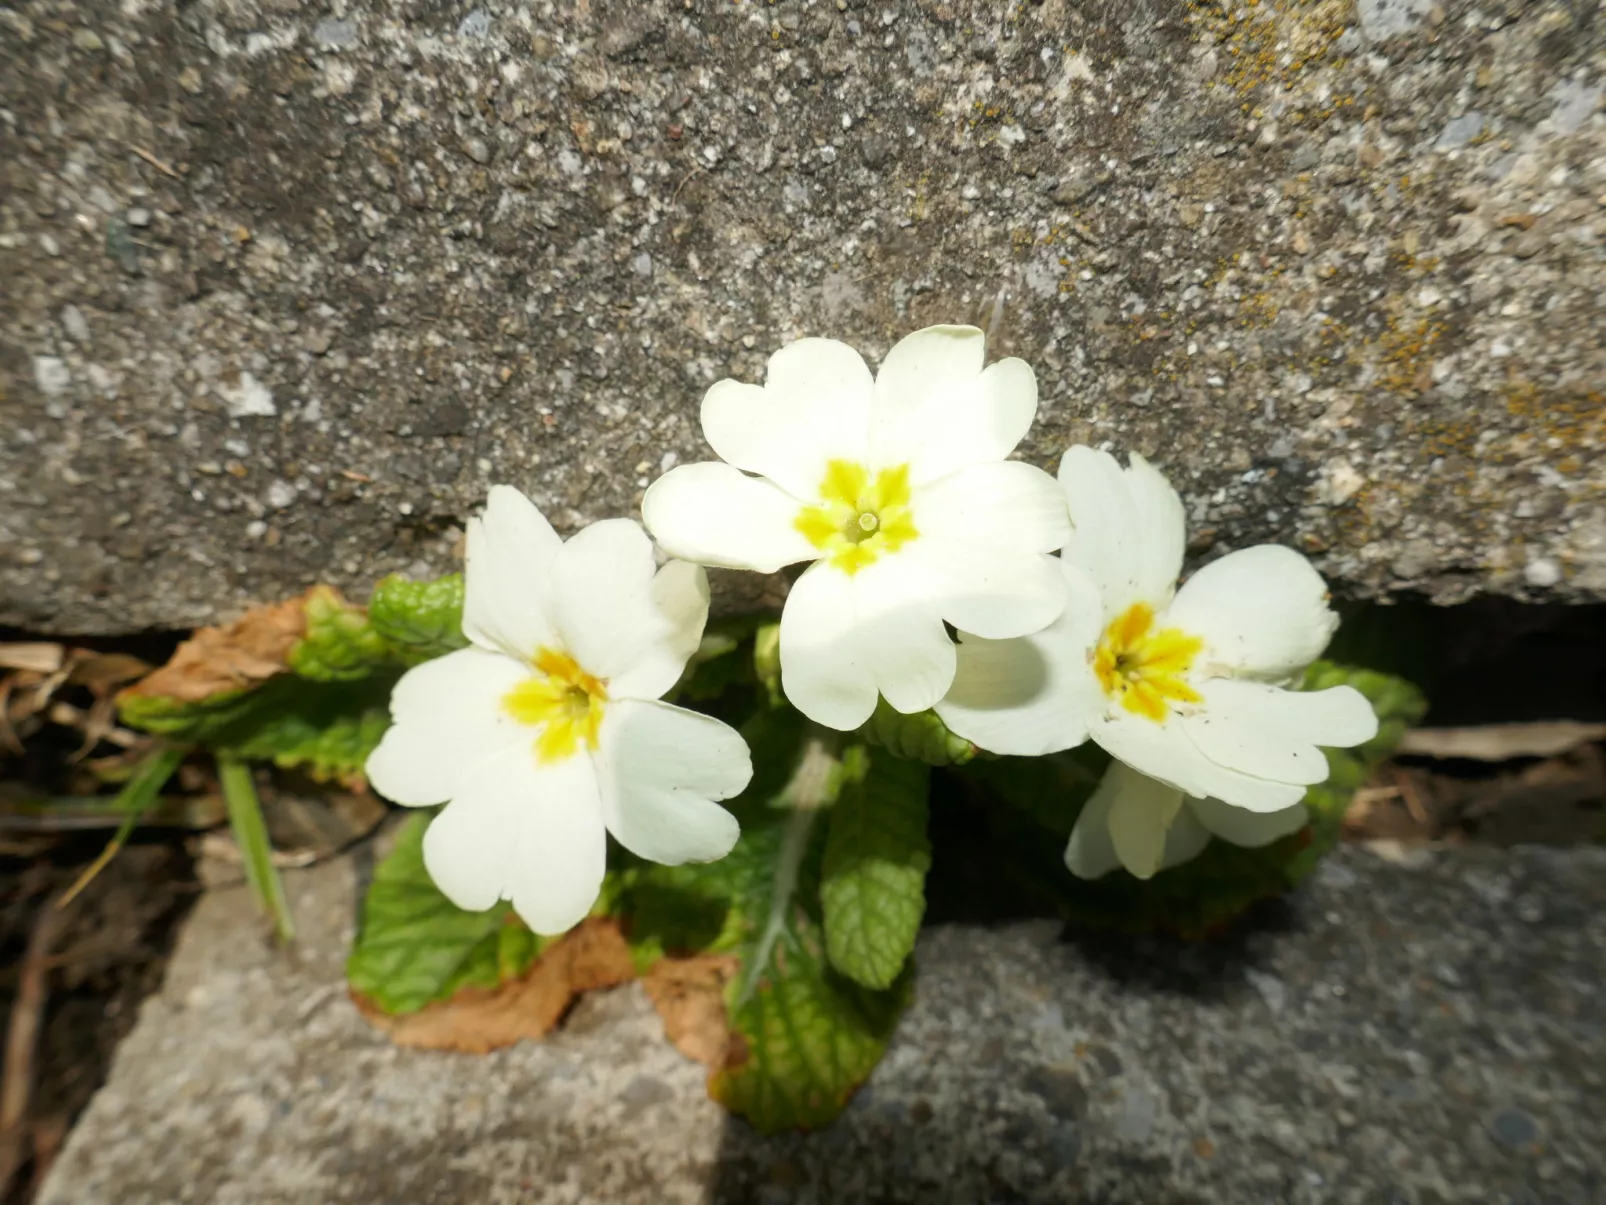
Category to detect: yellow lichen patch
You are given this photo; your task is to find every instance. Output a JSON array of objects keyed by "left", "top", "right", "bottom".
[
  {"left": 794, "top": 459, "right": 919, "bottom": 575},
  {"left": 1185, "top": 0, "right": 1351, "bottom": 99},
  {"left": 1094, "top": 603, "right": 1204, "bottom": 723},
  {"left": 503, "top": 648, "right": 608, "bottom": 763}
]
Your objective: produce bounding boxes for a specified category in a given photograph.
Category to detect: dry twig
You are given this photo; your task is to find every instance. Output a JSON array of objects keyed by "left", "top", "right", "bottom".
[{"left": 0, "top": 894, "right": 70, "bottom": 1197}]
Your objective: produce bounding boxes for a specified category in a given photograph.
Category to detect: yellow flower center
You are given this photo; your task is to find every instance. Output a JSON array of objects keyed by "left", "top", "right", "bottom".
[
  {"left": 1093, "top": 602, "right": 1203, "bottom": 724},
  {"left": 501, "top": 648, "right": 608, "bottom": 763},
  {"left": 793, "top": 459, "right": 919, "bottom": 575}
]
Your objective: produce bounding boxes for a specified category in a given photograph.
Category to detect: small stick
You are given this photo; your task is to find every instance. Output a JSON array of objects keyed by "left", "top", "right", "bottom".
[
  {"left": 130, "top": 145, "right": 179, "bottom": 178},
  {"left": 671, "top": 164, "right": 706, "bottom": 207},
  {"left": 1393, "top": 765, "right": 1431, "bottom": 830},
  {"left": 0, "top": 894, "right": 69, "bottom": 1197}
]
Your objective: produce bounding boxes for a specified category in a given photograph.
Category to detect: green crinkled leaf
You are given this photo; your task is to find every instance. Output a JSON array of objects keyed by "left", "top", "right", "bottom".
[
  {"left": 622, "top": 722, "right": 913, "bottom": 1132},
  {"left": 820, "top": 753, "right": 931, "bottom": 989},
  {"left": 858, "top": 698, "right": 976, "bottom": 766},
  {"left": 122, "top": 672, "right": 397, "bottom": 784},
  {"left": 959, "top": 661, "right": 1427, "bottom": 936},
  {"left": 708, "top": 806, "right": 912, "bottom": 1134},
  {"left": 347, "top": 813, "right": 551, "bottom": 1014},
  {"left": 119, "top": 683, "right": 272, "bottom": 743},
  {"left": 367, "top": 574, "right": 469, "bottom": 664},
  {"left": 219, "top": 684, "right": 395, "bottom": 784},
  {"left": 619, "top": 857, "right": 748, "bottom": 974},
  {"left": 287, "top": 587, "right": 395, "bottom": 682}
]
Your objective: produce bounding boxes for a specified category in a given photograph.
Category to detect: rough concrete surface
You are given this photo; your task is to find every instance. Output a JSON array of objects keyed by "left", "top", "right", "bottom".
[
  {"left": 2, "top": 1, "right": 1604, "bottom": 634},
  {"left": 36, "top": 843, "right": 1606, "bottom": 1204}
]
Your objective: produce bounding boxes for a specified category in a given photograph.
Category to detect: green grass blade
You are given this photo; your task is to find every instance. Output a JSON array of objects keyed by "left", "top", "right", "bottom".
[
  {"left": 58, "top": 744, "right": 188, "bottom": 908},
  {"left": 217, "top": 754, "right": 296, "bottom": 943}
]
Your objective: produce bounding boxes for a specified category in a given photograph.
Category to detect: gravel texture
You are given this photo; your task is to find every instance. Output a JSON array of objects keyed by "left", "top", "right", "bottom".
[
  {"left": 2, "top": 1, "right": 1604, "bottom": 633},
  {"left": 35, "top": 842, "right": 1606, "bottom": 1205}
]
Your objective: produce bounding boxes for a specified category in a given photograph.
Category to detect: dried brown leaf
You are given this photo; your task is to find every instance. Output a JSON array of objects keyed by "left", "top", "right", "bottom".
[
  {"left": 1397, "top": 721, "right": 1606, "bottom": 763},
  {"left": 65, "top": 652, "right": 152, "bottom": 692},
  {"left": 354, "top": 919, "right": 637, "bottom": 1054},
  {"left": 642, "top": 954, "right": 738, "bottom": 1068},
  {"left": 0, "top": 644, "right": 65, "bottom": 675},
  {"left": 121, "top": 593, "right": 314, "bottom": 704},
  {"left": 0, "top": 678, "right": 25, "bottom": 756}
]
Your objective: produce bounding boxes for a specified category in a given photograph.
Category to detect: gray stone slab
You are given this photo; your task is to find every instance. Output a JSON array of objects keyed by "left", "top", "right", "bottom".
[
  {"left": 38, "top": 843, "right": 1606, "bottom": 1205},
  {"left": 2, "top": 1, "right": 1604, "bottom": 633}
]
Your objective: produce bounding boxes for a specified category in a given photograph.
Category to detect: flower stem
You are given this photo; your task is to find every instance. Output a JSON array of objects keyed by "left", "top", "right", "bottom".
[
  {"left": 733, "top": 726, "right": 840, "bottom": 1007},
  {"left": 734, "top": 803, "right": 816, "bottom": 1009}
]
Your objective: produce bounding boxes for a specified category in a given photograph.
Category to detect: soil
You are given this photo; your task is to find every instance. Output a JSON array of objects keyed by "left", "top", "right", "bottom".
[{"left": 0, "top": 836, "right": 196, "bottom": 1204}]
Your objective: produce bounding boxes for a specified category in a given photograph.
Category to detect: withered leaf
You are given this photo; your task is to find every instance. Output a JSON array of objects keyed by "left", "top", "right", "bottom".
[
  {"left": 354, "top": 918, "right": 637, "bottom": 1053},
  {"left": 0, "top": 643, "right": 66, "bottom": 675},
  {"left": 642, "top": 954, "right": 738, "bottom": 1068},
  {"left": 121, "top": 591, "right": 318, "bottom": 704}
]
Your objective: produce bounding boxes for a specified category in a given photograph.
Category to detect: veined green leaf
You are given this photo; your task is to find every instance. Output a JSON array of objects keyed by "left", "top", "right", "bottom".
[
  {"left": 287, "top": 587, "right": 394, "bottom": 682},
  {"left": 858, "top": 698, "right": 976, "bottom": 766},
  {"left": 347, "top": 813, "right": 551, "bottom": 1014},
  {"left": 820, "top": 753, "right": 931, "bottom": 989},
  {"left": 708, "top": 806, "right": 912, "bottom": 1134},
  {"left": 367, "top": 574, "right": 468, "bottom": 664},
  {"left": 216, "top": 682, "right": 394, "bottom": 784}
]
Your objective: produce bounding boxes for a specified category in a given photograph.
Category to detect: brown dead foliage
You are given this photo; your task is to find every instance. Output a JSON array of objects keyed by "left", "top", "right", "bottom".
[
  {"left": 354, "top": 919, "right": 637, "bottom": 1053},
  {"left": 119, "top": 592, "right": 315, "bottom": 705},
  {"left": 355, "top": 920, "right": 744, "bottom": 1069},
  {"left": 641, "top": 954, "right": 738, "bottom": 1067},
  {"left": 0, "top": 643, "right": 151, "bottom": 759}
]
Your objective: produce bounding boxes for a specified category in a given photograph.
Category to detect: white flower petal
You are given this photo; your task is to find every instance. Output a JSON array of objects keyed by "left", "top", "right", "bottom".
[
  {"left": 462, "top": 485, "right": 564, "bottom": 660},
  {"left": 1103, "top": 760, "right": 1186, "bottom": 880},
  {"left": 778, "top": 558, "right": 955, "bottom": 729},
  {"left": 1160, "top": 803, "right": 1212, "bottom": 872},
  {"left": 1164, "top": 544, "right": 1339, "bottom": 681},
  {"left": 615, "top": 560, "right": 711, "bottom": 701},
  {"left": 935, "top": 564, "right": 1104, "bottom": 757},
  {"left": 855, "top": 556, "right": 956, "bottom": 715},
  {"left": 596, "top": 699, "right": 747, "bottom": 865},
  {"left": 701, "top": 338, "right": 875, "bottom": 499},
  {"left": 1064, "top": 778, "right": 1120, "bottom": 880},
  {"left": 548, "top": 519, "right": 709, "bottom": 700},
  {"left": 871, "top": 326, "right": 1038, "bottom": 483},
  {"left": 507, "top": 749, "right": 608, "bottom": 935},
  {"left": 1189, "top": 796, "right": 1309, "bottom": 848},
  {"left": 911, "top": 540, "right": 1069, "bottom": 641},
  {"left": 875, "top": 324, "right": 986, "bottom": 407},
  {"left": 1183, "top": 679, "right": 1378, "bottom": 785},
  {"left": 420, "top": 739, "right": 604, "bottom": 932},
  {"left": 1091, "top": 710, "right": 1308, "bottom": 812},
  {"left": 1058, "top": 446, "right": 1186, "bottom": 616},
  {"left": 779, "top": 563, "right": 877, "bottom": 730},
  {"left": 365, "top": 647, "right": 531, "bottom": 806},
  {"left": 643, "top": 462, "right": 820, "bottom": 573},
  {"left": 891, "top": 452, "right": 1071, "bottom": 642},
  {"left": 912, "top": 460, "right": 1071, "bottom": 553}
]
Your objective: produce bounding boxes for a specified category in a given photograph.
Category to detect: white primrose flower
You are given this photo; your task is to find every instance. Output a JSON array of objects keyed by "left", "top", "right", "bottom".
[
  {"left": 365, "top": 486, "right": 752, "bottom": 935},
  {"left": 934, "top": 446, "right": 1378, "bottom": 880},
  {"left": 641, "top": 325, "right": 1072, "bottom": 731}
]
